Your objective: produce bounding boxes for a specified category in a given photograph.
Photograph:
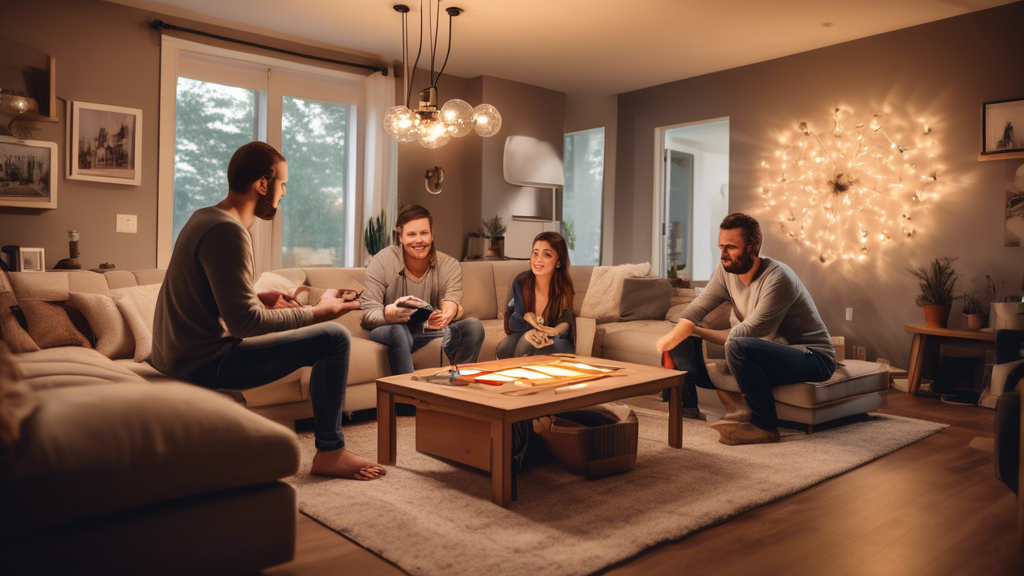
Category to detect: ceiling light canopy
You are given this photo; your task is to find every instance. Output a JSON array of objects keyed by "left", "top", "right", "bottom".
[{"left": 384, "top": 1, "right": 501, "bottom": 149}]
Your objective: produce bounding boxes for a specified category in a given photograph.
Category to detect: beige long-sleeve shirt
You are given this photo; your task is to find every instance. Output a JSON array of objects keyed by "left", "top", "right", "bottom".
[
  {"left": 680, "top": 257, "right": 836, "bottom": 364},
  {"left": 360, "top": 245, "right": 463, "bottom": 330},
  {"left": 151, "top": 207, "right": 313, "bottom": 380}
]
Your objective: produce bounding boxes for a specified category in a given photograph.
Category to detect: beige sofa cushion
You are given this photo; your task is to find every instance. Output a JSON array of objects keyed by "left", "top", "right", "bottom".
[
  {"left": 110, "top": 283, "right": 162, "bottom": 362},
  {"left": 459, "top": 261, "right": 497, "bottom": 320},
  {"left": 491, "top": 261, "right": 530, "bottom": 318},
  {"left": 596, "top": 320, "right": 673, "bottom": 366},
  {"left": 706, "top": 358, "right": 889, "bottom": 407},
  {"left": 9, "top": 272, "right": 69, "bottom": 301},
  {"left": 68, "top": 271, "right": 112, "bottom": 296},
  {"left": 100, "top": 270, "right": 139, "bottom": 289},
  {"left": 132, "top": 269, "right": 166, "bottom": 286},
  {"left": 580, "top": 263, "right": 651, "bottom": 323},
  {"left": 15, "top": 346, "right": 146, "bottom": 390},
  {"left": 302, "top": 268, "right": 366, "bottom": 290},
  {"left": 0, "top": 381, "right": 300, "bottom": 537},
  {"left": 0, "top": 342, "right": 35, "bottom": 453},
  {"left": 568, "top": 265, "right": 595, "bottom": 316}
]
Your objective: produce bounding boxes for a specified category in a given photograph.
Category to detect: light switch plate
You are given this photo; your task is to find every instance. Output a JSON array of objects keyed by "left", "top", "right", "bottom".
[
  {"left": 116, "top": 214, "right": 137, "bottom": 234},
  {"left": 845, "top": 307, "right": 853, "bottom": 321}
]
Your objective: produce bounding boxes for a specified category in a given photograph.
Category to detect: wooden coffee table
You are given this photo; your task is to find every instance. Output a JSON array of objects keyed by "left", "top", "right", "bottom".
[{"left": 375, "top": 355, "right": 685, "bottom": 506}]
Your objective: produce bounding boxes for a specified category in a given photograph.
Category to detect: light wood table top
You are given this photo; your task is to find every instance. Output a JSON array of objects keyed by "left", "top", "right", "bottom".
[{"left": 904, "top": 324, "right": 995, "bottom": 341}]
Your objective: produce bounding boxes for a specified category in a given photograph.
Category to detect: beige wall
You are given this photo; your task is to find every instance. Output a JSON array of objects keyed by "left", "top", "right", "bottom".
[{"left": 615, "top": 2, "right": 1024, "bottom": 362}]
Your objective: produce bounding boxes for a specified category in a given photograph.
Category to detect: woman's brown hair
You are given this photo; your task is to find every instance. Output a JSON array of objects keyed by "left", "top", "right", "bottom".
[{"left": 522, "top": 232, "right": 574, "bottom": 326}]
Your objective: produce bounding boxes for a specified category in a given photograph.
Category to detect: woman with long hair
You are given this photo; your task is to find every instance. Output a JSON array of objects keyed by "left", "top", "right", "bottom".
[{"left": 496, "top": 232, "right": 576, "bottom": 358}]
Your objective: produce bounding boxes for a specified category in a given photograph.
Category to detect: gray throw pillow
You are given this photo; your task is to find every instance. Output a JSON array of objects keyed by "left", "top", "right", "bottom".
[{"left": 619, "top": 278, "right": 673, "bottom": 321}]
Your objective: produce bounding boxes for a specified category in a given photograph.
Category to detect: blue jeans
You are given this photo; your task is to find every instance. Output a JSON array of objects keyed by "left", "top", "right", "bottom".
[
  {"left": 370, "top": 318, "right": 485, "bottom": 375},
  {"left": 667, "top": 336, "right": 715, "bottom": 407},
  {"left": 725, "top": 337, "right": 835, "bottom": 431},
  {"left": 190, "top": 322, "right": 351, "bottom": 452},
  {"left": 495, "top": 331, "right": 574, "bottom": 359}
]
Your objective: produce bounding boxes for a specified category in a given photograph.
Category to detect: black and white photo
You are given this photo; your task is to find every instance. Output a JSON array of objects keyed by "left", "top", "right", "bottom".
[
  {"left": 982, "top": 97, "right": 1024, "bottom": 156},
  {"left": 0, "top": 136, "right": 57, "bottom": 209},
  {"left": 68, "top": 101, "right": 142, "bottom": 185}
]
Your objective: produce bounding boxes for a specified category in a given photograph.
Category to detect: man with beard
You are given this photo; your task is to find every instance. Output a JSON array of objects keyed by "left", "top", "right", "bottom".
[
  {"left": 655, "top": 213, "right": 836, "bottom": 445},
  {"left": 152, "top": 142, "right": 385, "bottom": 481}
]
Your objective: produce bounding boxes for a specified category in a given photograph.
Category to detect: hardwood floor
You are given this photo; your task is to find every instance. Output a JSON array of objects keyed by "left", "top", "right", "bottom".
[{"left": 264, "top": 392, "right": 1023, "bottom": 576}]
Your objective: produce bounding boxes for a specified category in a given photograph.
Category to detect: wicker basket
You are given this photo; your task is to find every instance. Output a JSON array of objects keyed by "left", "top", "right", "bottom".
[{"left": 533, "top": 403, "right": 638, "bottom": 479}]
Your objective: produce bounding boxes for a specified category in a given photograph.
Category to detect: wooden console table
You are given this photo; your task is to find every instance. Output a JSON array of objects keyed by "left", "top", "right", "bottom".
[{"left": 904, "top": 324, "right": 995, "bottom": 394}]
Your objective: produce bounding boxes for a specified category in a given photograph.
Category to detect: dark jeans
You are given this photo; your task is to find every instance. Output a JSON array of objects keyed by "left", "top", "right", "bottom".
[
  {"left": 495, "top": 331, "right": 574, "bottom": 359},
  {"left": 190, "top": 322, "right": 351, "bottom": 452},
  {"left": 725, "top": 337, "right": 835, "bottom": 431},
  {"left": 370, "top": 318, "right": 485, "bottom": 375},
  {"left": 667, "top": 336, "right": 716, "bottom": 408}
]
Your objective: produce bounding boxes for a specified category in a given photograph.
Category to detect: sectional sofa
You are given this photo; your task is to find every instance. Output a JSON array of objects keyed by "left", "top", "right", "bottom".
[{"left": 1, "top": 260, "right": 890, "bottom": 573}]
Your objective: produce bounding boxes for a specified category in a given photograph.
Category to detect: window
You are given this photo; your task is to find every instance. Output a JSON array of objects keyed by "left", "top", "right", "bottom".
[
  {"left": 159, "top": 37, "right": 365, "bottom": 272},
  {"left": 562, "top": 127, "right": 605, "bottom": 266}
]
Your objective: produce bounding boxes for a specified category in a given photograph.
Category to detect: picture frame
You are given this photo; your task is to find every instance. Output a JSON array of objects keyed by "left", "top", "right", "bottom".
[
  {"left": 18, "top": 247, "right": 45, "bottom": 273},
  {"left": 68, "top": 100, "right": 142, "bottom": 185},
  {"left": 0, "top": 136, "right": 57, "bottom": 209},
  {"left": 982, "top": 97, "right": 1024, "bottom": 156}
]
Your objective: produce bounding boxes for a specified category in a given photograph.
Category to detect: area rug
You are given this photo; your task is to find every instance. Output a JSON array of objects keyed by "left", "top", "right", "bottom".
[{"left": 285, "top": 410, "right": 947, "bottom": 576}]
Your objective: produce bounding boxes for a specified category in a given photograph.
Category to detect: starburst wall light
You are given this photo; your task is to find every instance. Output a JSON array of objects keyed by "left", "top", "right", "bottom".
[{"left": 759, "top": 107, "right": 941, "bottom": 264}]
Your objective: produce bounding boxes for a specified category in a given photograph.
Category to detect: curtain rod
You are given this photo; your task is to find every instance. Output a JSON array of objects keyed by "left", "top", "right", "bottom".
[{"left": 151, "top": 20, "right": 388, "bottom": 76}]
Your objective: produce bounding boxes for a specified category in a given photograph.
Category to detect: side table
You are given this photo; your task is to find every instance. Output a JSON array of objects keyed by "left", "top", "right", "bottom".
[{"left": 904, "top": 324, "right": 995, "bottom": 394}]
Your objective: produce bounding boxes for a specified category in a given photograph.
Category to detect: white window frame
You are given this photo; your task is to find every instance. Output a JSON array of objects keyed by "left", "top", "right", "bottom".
[
  {"left": 563, "top": 126, "right": 606, "bottom": 266},
  {"left": 158, "top": 36, "right": 366, "bottom": 269},
  {"left": 651, "top": 116, "right": 729, "bottom": 279}
]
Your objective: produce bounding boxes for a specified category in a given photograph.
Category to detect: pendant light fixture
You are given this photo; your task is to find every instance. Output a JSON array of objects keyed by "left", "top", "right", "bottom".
[{"left": 384, "top": 1, "right": 501, "bottom": 149}]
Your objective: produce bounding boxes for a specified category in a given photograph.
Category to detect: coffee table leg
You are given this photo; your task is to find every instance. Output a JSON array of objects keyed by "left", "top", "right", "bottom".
[
  {"left": 377, "top": 389, "right": 396, "bottom": 465},
  {"left": 491, "top": 420, "right": 512, "bottom": 507},
  {"left": 668, "top": 381, "right": 683, "bottom": 448}
]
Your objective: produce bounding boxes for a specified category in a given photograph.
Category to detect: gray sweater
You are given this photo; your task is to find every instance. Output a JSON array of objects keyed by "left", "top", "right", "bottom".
[
  {"left": 360, "top": 245, "right": 463, "bottom": 330},
  {"left": 680, "top": 258, "right": 836, "bottom": 364},
  {"left": 151, "top": 207, "right": 313, "bottom": 380}
]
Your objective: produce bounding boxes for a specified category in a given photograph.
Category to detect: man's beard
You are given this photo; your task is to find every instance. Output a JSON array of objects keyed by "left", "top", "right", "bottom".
[
  {"left": 254, "top": 191, "right": 277, "bottom": 220},
  {"left": 722, "top": 250, "right": 754, "bottom": 274}
]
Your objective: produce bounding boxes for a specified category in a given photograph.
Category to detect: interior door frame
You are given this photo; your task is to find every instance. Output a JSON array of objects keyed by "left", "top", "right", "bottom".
[{"left": 651, "top": 116, "right": 729, "bottom": 278}]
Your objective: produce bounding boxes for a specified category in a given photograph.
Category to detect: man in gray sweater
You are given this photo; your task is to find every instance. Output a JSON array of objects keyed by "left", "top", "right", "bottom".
[
  {"left": 361, "top": 204, "right": 484, "bottom": 375},
  {"left": 152, "top": 142, "right": 384, "bottom": 481},
  {"left": 656, "top": 213, "right": 836, "bottom": 445}
]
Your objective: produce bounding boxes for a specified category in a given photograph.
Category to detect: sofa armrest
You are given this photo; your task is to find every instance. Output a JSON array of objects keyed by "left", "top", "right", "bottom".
[{"left": 576, "top": 317, "right": 597, "bottom": 357}]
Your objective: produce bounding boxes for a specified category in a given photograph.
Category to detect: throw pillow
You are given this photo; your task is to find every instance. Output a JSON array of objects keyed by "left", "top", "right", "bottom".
[
  {"left": 17, "top": 299, "right": 92, "bottom": 349},
  {"left": 111, "top": 283, "right": 161, "bottom": 335},
  {"left": 579, "top": 263, "right": 651, "bottom": 323},
  {"left": 0, "top": 341, "right": 36, "bottom": 454},
  {"left": 113, "top": 294, "right": 152, "bottom": 363},
  {"left": 0, "top": 291, "right": 40, "bottom": 353},
  {"left": 665, "top": 287, "right": 699, "bottom": 322},
  {"left": 68, "top": 292, "right": 135, "bottom": 360},
  {"left": 619, "top": 278, "right": 673, "bottom": 321},
  {"left": 255, "top": 272, "right": 300, "bottom": 300}
]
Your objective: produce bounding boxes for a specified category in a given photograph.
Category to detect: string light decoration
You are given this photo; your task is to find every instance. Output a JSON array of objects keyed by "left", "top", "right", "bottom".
[{"left": 759, "top": 107, "right": 940, "bottom": 264}]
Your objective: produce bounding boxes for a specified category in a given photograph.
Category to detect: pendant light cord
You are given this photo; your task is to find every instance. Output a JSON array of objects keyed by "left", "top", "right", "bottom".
[
  {"left": 433, "top": 12, "right": 453, "bottom": 85},
  {"left": 406, "top": 0, "right": 425, "bottom": 108}
]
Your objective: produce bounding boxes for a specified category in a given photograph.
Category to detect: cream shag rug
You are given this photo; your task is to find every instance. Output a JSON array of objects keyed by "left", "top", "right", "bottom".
[{"left": 285, "top": 410, "right": 946, "bottom": 576}]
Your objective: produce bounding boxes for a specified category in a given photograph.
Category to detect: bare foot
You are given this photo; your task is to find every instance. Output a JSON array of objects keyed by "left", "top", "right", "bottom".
[{"left": 309, "top": 448, "right": 387, "bottom": 481}]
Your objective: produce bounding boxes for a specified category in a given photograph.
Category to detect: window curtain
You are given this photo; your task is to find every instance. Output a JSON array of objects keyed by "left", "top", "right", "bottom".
[{"left": 362, "top": 71, "right": 398, "bottom": 265}]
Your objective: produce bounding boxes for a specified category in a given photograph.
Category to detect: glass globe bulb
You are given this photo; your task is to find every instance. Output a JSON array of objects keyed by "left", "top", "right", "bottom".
[
  {"left": 473, "top": 104, "right": 502, "bottom": 137},
  {"left": 384, "top": 106, "right": 419, "bottom": 142},
  {"left": 418, "top": 119, "right": 451, "bottom": 149},
  {"left": 440, "top": 99, "right": 475, "bottom": 138}
]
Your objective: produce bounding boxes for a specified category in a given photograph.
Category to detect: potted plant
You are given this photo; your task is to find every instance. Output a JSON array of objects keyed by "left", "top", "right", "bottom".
[
  {"left": 464, "top": 228, "right": 488, "bottom": 260},
  {"left": 482, "top": 216, "right": 507, "bottom": 259},
  {"left": 906, "top": 257, "right": 959, "bottom": 328},
  {"left": 961, "top": 294, "right": 984, "bottom": 330},
  {"left": 364, "top": 209, "right": 390, "bottom": 257}
]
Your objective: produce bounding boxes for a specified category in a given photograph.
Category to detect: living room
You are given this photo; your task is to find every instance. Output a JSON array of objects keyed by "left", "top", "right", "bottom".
[{"left": 1, "top": 0, "right": 1023, "bottom": 574}]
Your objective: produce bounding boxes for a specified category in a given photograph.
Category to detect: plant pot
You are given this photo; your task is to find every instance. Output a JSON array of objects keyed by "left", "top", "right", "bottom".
[
  {"left": 485, "top": 237, "right": 504, "bottom": 260},
  {"left": 464, "top": 237, "right": 488, "bottom": 260},
  {"left": 965, "top": 314, "right": 985, "bottom": 331},
  {"left": 922, "top": 304, "right": 951, "bottom": 328}
]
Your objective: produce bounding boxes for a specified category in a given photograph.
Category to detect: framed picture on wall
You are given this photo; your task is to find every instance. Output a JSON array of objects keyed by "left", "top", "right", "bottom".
[
  {"left": 0, "top": 136, "right": 57, "bottom": 209},
  {"left": 982, "top": 97, "right": 1024, "bottom": 156},
  {"left": 68, "top": 101, "right": 142, "bottom": 185}
]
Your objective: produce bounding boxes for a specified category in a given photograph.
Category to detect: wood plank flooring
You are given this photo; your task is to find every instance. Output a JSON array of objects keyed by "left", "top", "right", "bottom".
[{"left": 263, "top": 392, "right": 1023, "bottom": 576}]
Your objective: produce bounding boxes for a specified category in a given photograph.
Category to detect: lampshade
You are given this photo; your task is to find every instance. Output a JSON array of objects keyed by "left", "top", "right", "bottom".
[{"left": 503, "top": 135, "right": 565, "bottom": 187}]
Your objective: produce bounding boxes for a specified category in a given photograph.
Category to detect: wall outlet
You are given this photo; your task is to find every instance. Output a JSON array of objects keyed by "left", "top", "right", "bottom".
[
  {"left": 845, "top": 307, "right": 854, "bottom": 321},
  {"left": 116, "top": 214, "right": 138, "bottom": 234}
]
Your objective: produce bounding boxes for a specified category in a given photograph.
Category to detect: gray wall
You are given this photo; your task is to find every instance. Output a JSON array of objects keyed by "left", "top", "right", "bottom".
[{"left": 615, "top": 2, "right": 1024, "bottom": 363}]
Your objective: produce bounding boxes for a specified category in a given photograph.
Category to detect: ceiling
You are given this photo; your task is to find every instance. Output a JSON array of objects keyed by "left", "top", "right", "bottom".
[{"left": 109, "top": 0, "right": 1016, "bottom": 94}]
